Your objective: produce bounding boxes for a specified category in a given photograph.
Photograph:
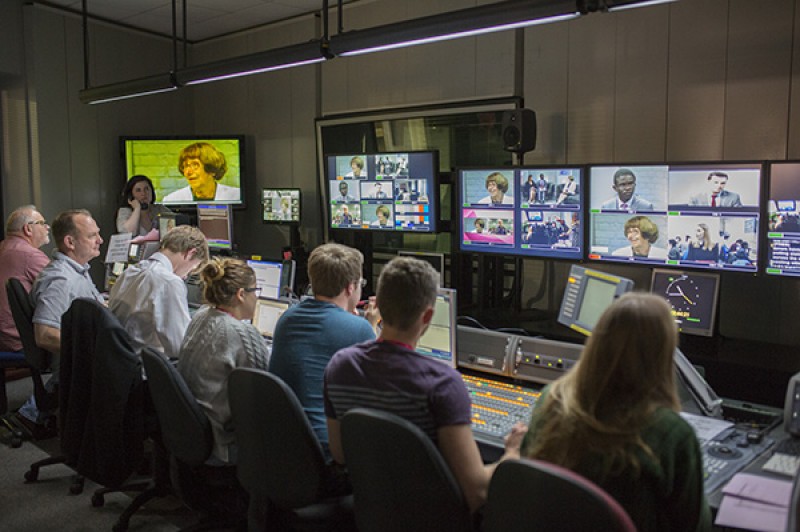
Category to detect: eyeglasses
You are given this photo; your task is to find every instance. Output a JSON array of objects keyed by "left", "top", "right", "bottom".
[
  {"left": 27, "top": 220, "right": 48, "bottom": 226},
  {"left": 358, "top": 279, "right": 367, "bottom": 288},
  {"left": 244, "top": 287, "right": 262, "bottom": 297}
]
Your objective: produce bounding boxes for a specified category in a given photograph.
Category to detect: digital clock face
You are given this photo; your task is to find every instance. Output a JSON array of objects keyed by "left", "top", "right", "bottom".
[{"left": 664, "top": 275, "right": 702, "bottom": 314}]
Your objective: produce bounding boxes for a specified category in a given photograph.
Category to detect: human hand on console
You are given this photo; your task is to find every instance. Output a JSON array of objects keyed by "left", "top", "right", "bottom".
[
  {"left": 503, "top": 422, "right": 528, "bottom": 459},
  {"left": 362, "top": 296, "right": 381, "bottom": 330}
]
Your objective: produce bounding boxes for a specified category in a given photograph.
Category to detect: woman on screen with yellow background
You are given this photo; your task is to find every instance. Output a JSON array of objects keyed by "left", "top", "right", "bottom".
[{"left": 163, "top": 142, "right": 240, "bottom": 203}]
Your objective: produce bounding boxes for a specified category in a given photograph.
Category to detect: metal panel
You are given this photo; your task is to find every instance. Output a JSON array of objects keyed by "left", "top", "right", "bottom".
[
  {"left": 723, "top": 0, "right": 792, "bottom": 160},
  {"left": 665, "top": 0, "right": 727, "bottom": 161}
]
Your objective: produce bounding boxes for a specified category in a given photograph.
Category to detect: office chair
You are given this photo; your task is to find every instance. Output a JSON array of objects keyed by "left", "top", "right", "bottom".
[
  {"left": 6, "top": 278, "right": 81, "bottom": 491},
  {"left": 482, "top": 458, "right": 637, "bottom": 532},
  {"left": 227, "top": 368, "right": 355, "bottom": 532},
  {"left": 0, "top": 350, "right": 28, "bottom": 447},
  {"left": 787, "top": 467, "right": 800, "bottom": 532},
  {"left": 141, "top": 346, "right": 246, "bottom": 532},
  {"left": 59, "top": 297, "right": 157, "bottom": 530},
  {"left": 339, "top": 408, "right": 473, "bottom": 532}
]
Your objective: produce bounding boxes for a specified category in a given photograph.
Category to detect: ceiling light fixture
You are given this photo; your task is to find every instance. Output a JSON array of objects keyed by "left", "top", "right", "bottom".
[
  {"left": 175, "top": 40, "right": 328, "bottom": 86},
  {"left": 328, "top": 0, "right": 580, "bottom": 57},
  {"left": 78, "top": 73, "right": 177, "bottom": 105}
]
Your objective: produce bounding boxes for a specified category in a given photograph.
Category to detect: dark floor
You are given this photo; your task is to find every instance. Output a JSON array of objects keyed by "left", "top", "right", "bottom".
[{"left": 0, "top": 375, "right": 195, "bottom": 532}]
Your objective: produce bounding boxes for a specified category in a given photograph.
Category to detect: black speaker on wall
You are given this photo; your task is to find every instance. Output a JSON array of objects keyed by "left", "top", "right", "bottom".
[{"left": 501, "top": 108, "right": 536, "bottom": 153}]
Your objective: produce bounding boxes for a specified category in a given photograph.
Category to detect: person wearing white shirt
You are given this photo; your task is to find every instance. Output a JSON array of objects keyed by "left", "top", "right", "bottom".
[{"left": 109, "top": 226, "right": 209, "bottom": 359}]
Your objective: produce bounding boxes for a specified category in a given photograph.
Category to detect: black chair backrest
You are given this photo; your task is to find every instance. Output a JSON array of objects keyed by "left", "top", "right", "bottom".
[
  {"left": 140, "top": 346, "right": 212, "bottom": 466},
  {"left": 787, "top": 465, "right": 800, "bottom": 532},
  {"left": 6, "top": 278, "right": 51, "bottom": 371},
  {"left": 482, "top": 458, "right": 637, "bottom": 532},
  {"left": 340, "top": 408, "right": 472, "bottom": 532},
  {"left": 228, "top": 368, "right": 328, "bottom": 508}
]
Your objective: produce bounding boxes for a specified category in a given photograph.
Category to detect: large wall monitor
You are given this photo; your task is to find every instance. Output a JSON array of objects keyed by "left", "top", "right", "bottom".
[
  {"left": 324, "top": 151, "right": 438, "bottom": 232},
  {"left": 766, "top": 162, "right": 800, "bottom": 277},
  {"left": 122, "top": 136, "right": 245, "bottom": 206},
  {"left": 557, "top": 264, "right": 635, "bottom": 336},
  {"left": 650, "top": 269, "right": 720, "bottom": 337},
  {"left": 197, "top": 204, "right": 233, "bottom": 251},
  {"left": 458, "top": 167, "right": 583, "bottom": 260},
  {"left": 588, "top": 163, "right": 761, "bottom": 272},
  {"left": 416, "top": 288, "right": 457, "bottom": 368},
  {"left": 262, "top": 188, "right": 301, "bottom": 224}
]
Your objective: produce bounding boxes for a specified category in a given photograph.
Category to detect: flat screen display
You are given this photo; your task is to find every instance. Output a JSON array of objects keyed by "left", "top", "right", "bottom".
[
  {"left": 324, "top": 151, "right": 438, "bottom": 233},
  {"left": 197, "top": 204, "right": 233, "bottom": 250},
  {"left": 557, "top": 264, "right": 634, "bottom": 336},
  {"left": 650, "top": 269, "right": 720, "bottom": 337},
  {"left": 262, "top": 188, "right": 301, "bottom": 224},
  {"left": 416, "top": 288, "right": 457, "bottom": 368},
  {"left": 588, "top": 163, "right": 761, "bottom": 272},
  {"left": 122, "top": 136, "right": 244, "bottom": 206},
  {"left": 766, "top": 162, "right": 800, "bottom": 277},
  {"left": 458, "top": 167, "right": 583, "bottom": 259}
]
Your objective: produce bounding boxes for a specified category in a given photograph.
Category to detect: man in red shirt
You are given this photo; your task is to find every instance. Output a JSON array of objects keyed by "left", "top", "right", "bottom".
[{"left": 0, "top": 205, "right": 50, "bottom": 352}]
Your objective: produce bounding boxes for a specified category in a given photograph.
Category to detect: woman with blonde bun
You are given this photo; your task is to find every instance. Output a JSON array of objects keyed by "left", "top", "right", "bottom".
[{"left": 178, "top": 258, "right": 269, "bottom": 464}]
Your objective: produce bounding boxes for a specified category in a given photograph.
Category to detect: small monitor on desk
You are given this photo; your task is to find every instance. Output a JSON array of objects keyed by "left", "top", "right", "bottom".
[
  {"left": 397, "top": 250, "right": 445, "bottom": 287},
  {"left": 417, "top": 288, "right": 457, "bottom": 368},
  {"left": 650, "top": 269, "right": 720, "bottom": 337},
  {"left": 197, "top": 204, "right": 233, "bottom": 251},
  {"left": 557, "top": 264, "right": 634, "bottom": 336},
  {"left": 252, "top": 298, "right": 290, "bottom": 340},
  {"left": 247, "top": 259, "right": 296, "bottom": 300}
]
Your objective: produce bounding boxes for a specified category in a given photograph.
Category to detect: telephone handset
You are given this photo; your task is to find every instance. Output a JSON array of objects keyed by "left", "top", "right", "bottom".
[{"left": 128, "top": 193, "right": 149, "bottom": 210}]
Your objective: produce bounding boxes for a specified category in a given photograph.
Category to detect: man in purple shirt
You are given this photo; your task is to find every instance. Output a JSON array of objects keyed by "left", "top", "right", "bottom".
[
  {"left": 0, "top": 205, "right": 51, "bottom": 352},
  {"left": 324, "top": 257, "right": 526, "bottom": 514}
]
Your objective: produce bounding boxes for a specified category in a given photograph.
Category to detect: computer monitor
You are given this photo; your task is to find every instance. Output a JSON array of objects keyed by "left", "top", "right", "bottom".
[
  {"left": 158, "top": 212, "right": 177, "bottom": 237},
  {"left": 252, "top": 298, "right": 291, "bottom": 340},
  {"left": 247, "top": 259, "right": 296, "bottom": 299},
  {"left": 262, "top": 188, "right": 301, "bottom": 224},
  {"left": 458, "top": 166, "right": 583, "bottom": 260},
  {"left": 197, "top": 204, "right": 233, "bottom": 251},
  {"left": 121, "top": 135, "right": 245, "bottom": 206},
  {"left": 397, "top": 250, "right": 445, "bottom": 287},
  {"left": 416, "top": 288, "right": 457, "bottom": 368},
  {"left": 650, "top": 269, "right": 720, "bottom": 337},
  {"left": 766, "top": 162, "right": 800, "bottom": 277},
  {"left": 557, "top": 264, "right": 635, "bottom": 336},
  {"left": 324, "top": 151, "right": 438, "bottom": 233},
  {"left": 588, "top": 162, "right": 762, "bottom": 272}
]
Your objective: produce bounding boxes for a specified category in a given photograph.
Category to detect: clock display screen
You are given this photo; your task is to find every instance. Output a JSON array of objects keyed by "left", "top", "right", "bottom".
[{"left": 650, "top": 269, "right": 720, "bottom": 337}]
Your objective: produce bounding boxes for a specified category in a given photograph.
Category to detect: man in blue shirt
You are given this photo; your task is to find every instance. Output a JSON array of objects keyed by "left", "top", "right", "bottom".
[{"left": 269, "top": 243, "right": 379, "bottom": 459}]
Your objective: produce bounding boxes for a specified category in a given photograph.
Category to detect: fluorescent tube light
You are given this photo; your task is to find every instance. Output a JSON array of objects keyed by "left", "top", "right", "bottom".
[{"left": 79, "top": 73, "right": 176, "bottom": 105}]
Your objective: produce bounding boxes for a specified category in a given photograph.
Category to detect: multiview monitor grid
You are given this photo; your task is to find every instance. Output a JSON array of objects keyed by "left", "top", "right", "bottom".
[
  {"left": 766, "top": 162, "right": 800, "bottom": 277},
  {"left": 458, "top": 167, "right": 583, "bottom": 260},
  {"left": 324, "top": 151, "right": 438, "bottom": 233},
  {"left": 587, "top": 163, "right": 761, "bottom": 272}
]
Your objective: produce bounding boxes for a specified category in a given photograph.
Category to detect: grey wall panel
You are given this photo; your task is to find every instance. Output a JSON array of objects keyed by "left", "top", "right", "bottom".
[
  {"left": 566, "top": 14, "right": 617, "bottom": 164},
  {"left": 789, "top": 0, "right": 800, "bottom": 158},
  {"left": 523, "top": 22, "right": 570, "bottom": 164},
  {"left": 613, "top": 6, "right": 669, "bottom": 163},
  {"left": 665, "top": 0, "right": 728, "bottom": 162},
  {"left": 0, "top": 0, "right": 24, "bottom": 78},
  {"left": 723, "top": 0, "right": 792, "bottom": 160}
]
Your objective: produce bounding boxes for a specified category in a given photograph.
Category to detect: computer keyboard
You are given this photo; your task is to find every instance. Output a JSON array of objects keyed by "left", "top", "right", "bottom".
[
  {"left": 762, "top": 453, "right": 800, "bottom": 477},
  {"left": 462, "top": 373, "right": 540, "bottom": 446}
]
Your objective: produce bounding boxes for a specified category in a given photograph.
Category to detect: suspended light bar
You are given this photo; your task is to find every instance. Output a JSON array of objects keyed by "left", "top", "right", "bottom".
[
  {"left": 175, "top": 40, "right": 327, "bottom": 86},
  {"left": 79, "top": 73, "right": 177, "bottom": 105},
  {"left": 329, "top": 0, "right": 580, "bottom": 57},
  {"left": 607, "top": 0, "right": 678, "bottom": 11}
]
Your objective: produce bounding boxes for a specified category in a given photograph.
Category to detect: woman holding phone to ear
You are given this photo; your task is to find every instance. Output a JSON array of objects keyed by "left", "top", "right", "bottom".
[{"left": 116, "top": 174, "right": 174, "bottom": 236}]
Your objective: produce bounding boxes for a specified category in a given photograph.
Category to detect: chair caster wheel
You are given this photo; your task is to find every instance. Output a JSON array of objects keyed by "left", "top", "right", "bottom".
[
  {"left": 24, "top": 468, "right": 38, "bottom": 482},
  {"left": 91, "top": 493, "right": 105, "bottom": 507}
]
